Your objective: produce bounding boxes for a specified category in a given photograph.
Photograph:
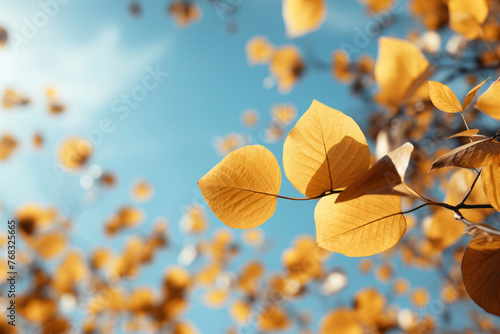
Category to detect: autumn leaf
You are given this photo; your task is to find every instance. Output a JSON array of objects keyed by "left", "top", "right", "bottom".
[
  {"left": 359, "top": 0, "right": 393, "bottom": 13},
  {"left": 422, "top": 207, "right": 464, "bottom": 250},
  {"left": 269, "top": 45, "right": 304, "bottom": 93},
  {"left": 445, "top": 169, "right": 493, "bottom": 225},
  {"left": 283, "top": 100, "right": 370, "bottom": 198},
  {"left": 258, "top": 305, "right": 290, "bottom": 331},
  {"left": 430, "top": 137, "right": 500, "bottom": 170},
  {"left": 462, "top": 234, "right": 500, "bottom": 316},
  {"left": 429, "top": 81, "right": 463, "bottom": 113},
  {"left": 198, "top": 145, "right": 281, "bottom": 229},
  {"left": 462, "top": 78, "right": 489, "bottom": 110},
  {"left": 246, "top": 36, "right": 274, "bottom": 65},
  {"left": 168, "top": 1, "right": 202, "bottom": 28},
  {"left": 230, "top": 300, "right": 252, "bottom": 324},
  {"left": 0, "top": 134, "right": 18, "bottom": 160},
  {"left": 429, "top": 78, "right": 488, "bottom": 113},
  {"left": 448, "top": 0, "right": 489, "bottom": 40},
  {"left": 375, "top": 37, "right": 432, "bottom": 108},
  {"left": 481, "top": 165, "right": 500, "bottom": 212},
  {"left": 32, "top": 233, "right": 66, "bottom": 259},
  {"left": 320, "top": 309, "right": 363, "bottom": 334},
  {"left": 476, "top": 78, "right": 500, "bottom": 120},
  {"left": 58, "top": 137, "right": 93, "bottom": 169},
  {"left": 282, "top": 0, "right": 326, "bottom": 38},
  {"left": 315, "top": 193, "right": 406, "bottom": 256},
  {"left": 332, "top": 50, "right": 352, "bottom": 83},
  {"left": 336, "top": 143, "right": 424, "bottom": 203},
  {"left": 447, "top": 129, "right": 480, "bottom": 139}
]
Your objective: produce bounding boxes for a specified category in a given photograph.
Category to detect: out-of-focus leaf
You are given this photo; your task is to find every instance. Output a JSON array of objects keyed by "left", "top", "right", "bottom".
[
  {"left": 482, "top": 165, "right": 500, "bottom": 212},
  {"left": 58, "top": 137, "right": 92, "bottom": 169},
  {"left": 429, "top": 81, "right": 463, "bottom": 113},
  {"left": 0, "top": 134, "right": 18, "bottom": 160},
  {"left": 320, "top": 309, "right": 363, "bottom": 334},
  {"left": 168, "top": 1, "right": 202, "bottom": 28},
  {"left": 246, "top": 36, "right": 274, "bottom": 64},
  {"left": 32, "top": 233, "right": 66, "bottom": 259},
  {"left": 375, "top": 37, "right": 432, "bottom": 108},
  {"left": 448, "top": 0, "right": 488, "bottom": 40},
  {"left": 258, "top": 305, "right": 290, "bottom": 331},
  {"left": 282, "top": 0, "right": 326, "bottom": 38},
  {"left": 269, "top": 45, "right": 304, "bottom": 93},
  {"left": 462, "top": 234, "right": 500, "bottom": 316},
  {"left": 476, "top": 78, "right": 500, "bottom": 120},
  {"left": 430, "top": 138, "right": 500, "bottom": 170}
]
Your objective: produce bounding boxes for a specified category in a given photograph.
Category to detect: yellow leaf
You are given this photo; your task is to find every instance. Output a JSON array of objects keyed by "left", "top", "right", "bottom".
[
  {"left": 283, "top": 236, "right": 327, "bottom": 284},
  {"left": 336, "top": 143, "right": 423, "bottom": 202},
  {"left": 448, "top": 0, "right": 489, "bottom": 40},
  {"left": 332, "top": 50, "right": 352, "bottom": 83},
  {"left": 315, "top": 194, "right": 406, "bottom": 256},
  {"left": 282, "top": 0, "right": 326, "bottom": 38},
  {"left": 173, "top": 322, "right": 198, "bottom": 334},
  {"left": 359, "top": 0, "right": 393, "bottom": 13},
  {"left": 238, "top": 261, "right": 264, "bottom": 296},
  {"left": 447, "top": 129, "right": 480, "bottom": 139},
  {"left": 230, "top": 300, "right": 252, "bottom": 324},
  {"left": 355, "top": 288, "right": 386, "bottom": 317},
  {"left": 246, "top": 36, "right": 274, "bottom": 65},
  {"left": 198, "top": 145, "right": 281, "bottom": 229},
  {"left": 33, "top": 233, "right": 66, "bottom": 259},
  {"left": 445, "top": 169, "right": 493, "bottom": 225},
  {"left": 179, "top": 205, "right": 209, "bottom": 234},
  {"left": 320, "top": 309, "right": 363, "bottom": 334},
  {"left": 0, "top": 134, "right": 17, "bottom": 160},
  {"left": 462, "top": 78, "right": 489, "bottom": 110},
  {"left": 482, "top": 165, "right": 500, "bottom": 212},
  {"left": 283, "top": 100, "right": 370, "bottom": 198},
  {"left": 18, "top": 295, "right": 56, "bottom": 324},
  {"left": 428, "top": 81, "right": 462, "bottom": 113},
  {"left": 168, "top": 1, "right": 202, "bottom": 28},
  {"left": 58, "top": 137, "right": 92, "bottom": 169},
  {"left": 462, "top": 234, "right": 500, "bottom": 316},
  {"left": 258, "top": 305, "right": 290, "bottom": 331},
  {"left": 375, "top": 37, "right": 432, "bottom": 108},
  {"left": 476, "top": 78, "right": 500, "bottom": 120},
  {"left": 269, "top": 45, "right": 304, "bottom": 93},
  {"left": 430, "top": 138, "right": 500, "bottom": 170}
]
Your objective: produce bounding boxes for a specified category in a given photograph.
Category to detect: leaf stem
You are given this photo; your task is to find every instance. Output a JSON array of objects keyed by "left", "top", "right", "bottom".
[
  {"left": 461, "top": 112, "right": 470, "bottom": 131},
  {"left": 276, "top": 190, "right": 342, "bottom": 201}
]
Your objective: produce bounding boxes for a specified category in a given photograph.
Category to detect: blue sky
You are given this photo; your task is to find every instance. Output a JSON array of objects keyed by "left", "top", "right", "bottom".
[{"left": 0, "top": 0, "right": 499, "bottom": 333}]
